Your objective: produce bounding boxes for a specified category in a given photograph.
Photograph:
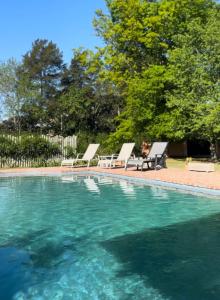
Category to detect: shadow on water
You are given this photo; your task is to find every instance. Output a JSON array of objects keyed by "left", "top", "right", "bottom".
[
  {"left": 1, "top": 229, "right": 49, "bottom": 248},
  {"left": 101, "top": 212, "right": 220, "bottom": 300},
  {"left": 0, "top": 246, "right": 30, "bottom": 300},
  {"left": 0, "top": 229, "right": 83, "bottom": 300}
]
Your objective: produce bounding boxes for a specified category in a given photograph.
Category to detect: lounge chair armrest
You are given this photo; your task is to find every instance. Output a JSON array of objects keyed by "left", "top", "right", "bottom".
[
  {"left": 99, "top": 154, "right": 118, "bottom": 160},
  {"left": 154, "top": 154, "right": 162, "bottom": 160},
  {"left": 99, "top": 155, "right": 111, "bottom": 160}
]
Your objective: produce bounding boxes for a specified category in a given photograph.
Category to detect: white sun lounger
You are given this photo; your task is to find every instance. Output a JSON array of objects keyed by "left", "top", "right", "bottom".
[
  {"left": 61, "top": 144, "right": 100, "bottom": 167},
  {"left": 98, "top": 143, "right": 135, "bottom": 169}
]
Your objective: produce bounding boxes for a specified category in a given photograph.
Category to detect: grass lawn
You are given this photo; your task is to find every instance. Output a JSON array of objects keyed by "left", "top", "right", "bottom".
[{"left": 167, "top": 158, "right": 220, "bottom": 172}]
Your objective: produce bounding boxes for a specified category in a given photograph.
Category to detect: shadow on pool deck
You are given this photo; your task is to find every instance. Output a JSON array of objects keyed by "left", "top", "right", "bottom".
[{"left": 101, "top": 212, "right": 220, "bottom": 300}]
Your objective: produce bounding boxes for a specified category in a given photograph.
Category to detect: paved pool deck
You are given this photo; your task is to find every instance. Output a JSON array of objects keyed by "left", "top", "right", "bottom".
[{"left": 1, "top": 166, "right": 220, "bottom": 192}]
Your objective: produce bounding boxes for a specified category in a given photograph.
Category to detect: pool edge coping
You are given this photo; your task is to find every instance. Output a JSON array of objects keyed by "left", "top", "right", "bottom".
[{"left": 1, "top": 170, "right": 220, "bottom": 198}]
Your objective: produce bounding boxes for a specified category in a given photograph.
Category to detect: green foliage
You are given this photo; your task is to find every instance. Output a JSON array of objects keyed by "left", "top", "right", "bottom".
[
  {"left": 108, "top": 65, "right": 167, "bottom": 145},
  {"left": 56, "top": 49, "right": 122, "bottom": 136},
  {"left": 0, "top": 136, "right": 18, "bottom": 158},
  {"left": 19, "top": 39, "right": 65, "bottom": 98},
  {"left": 94, "top": 0, "right": 220, "bottom": 147},
  {"left": 64, "top": 145, "right": 76, "bottom": 159},
  {"left": 0, "top": 59, "right": 24, "bottom": 132},
  {"left": 18, "top": 136, "right": 61, "bottom": 159},
  {"left": 94, "top": 0, "right": 216, "bottom": 85},
  {"left": 76, "top": 132, "right": 97, "bottom": 153},
  {"left": 76, "top": 131, "right": 114, "bottom": 154},
  {"left": 0, "top": 135, "right": 60, "bottom": 160},
  {"left": 17, "top": 39, "right": 65, "bottom": 132},
  {"left": 164, "top": 11, "right": 220, "bottom": 142}
]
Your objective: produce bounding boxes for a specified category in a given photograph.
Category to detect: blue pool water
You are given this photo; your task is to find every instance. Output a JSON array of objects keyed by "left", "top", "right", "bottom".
[{"left": 1, "top": 175, "right": 220, "bottom": 299}]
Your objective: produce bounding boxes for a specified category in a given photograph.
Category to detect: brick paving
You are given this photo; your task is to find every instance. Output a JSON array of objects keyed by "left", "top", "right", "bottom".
[{"left": 1, "top": 166, "right": 220, "bottom": 190}]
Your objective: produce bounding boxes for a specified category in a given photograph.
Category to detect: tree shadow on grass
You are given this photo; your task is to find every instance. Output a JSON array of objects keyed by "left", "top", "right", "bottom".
[{"left": 101, "top": 213, "right": 220, "bottom": 300}]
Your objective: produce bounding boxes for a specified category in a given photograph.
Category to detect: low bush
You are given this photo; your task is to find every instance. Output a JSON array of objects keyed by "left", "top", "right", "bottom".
[
  {"left": 18, "top": 136, "right": 61, "bottom": 159},
  {"left": 0, "top": 136, "right": 18, "bottom": 158},
  {"left": 0, "top": 135, "right": 61, "bottom": 160},
  {"left": 77, "top": 132, "right": 112, "bottom": 155},
  {"left": 64, "top": 145, "right": 76, "bottom": 159}
]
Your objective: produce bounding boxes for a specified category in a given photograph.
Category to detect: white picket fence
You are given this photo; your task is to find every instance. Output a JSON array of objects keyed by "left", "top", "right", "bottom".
[
  {"left": 43, "top": 135, "right": 77, "bottom": 157},
  {"left": 0, "top": 134, "right": 77, "bottom": 168}
]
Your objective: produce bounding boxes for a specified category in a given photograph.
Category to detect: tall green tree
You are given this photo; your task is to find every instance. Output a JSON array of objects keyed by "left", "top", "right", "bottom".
[
  {"left": 18, "top": 39, "right": 65, "bottom": 131},
  {"left": 94, "top": 0, "right": 216, "bottom": 84},
  {"left": 162, "top": 11, "right": 220, "bottom": 156},
  {"left": 0, "top": 59, "right": 24, "bottom": 132},
  {"left": 56, "top": 49, "right": 123, "bottom": 135},
  {"left": 94, "top": 0, "right": 219, "bottom": 147}
]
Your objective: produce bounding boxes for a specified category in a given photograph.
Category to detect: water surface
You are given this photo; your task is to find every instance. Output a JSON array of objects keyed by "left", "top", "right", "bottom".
[{"left": 0, "top": 175, "right": 220, "bottom": 299}]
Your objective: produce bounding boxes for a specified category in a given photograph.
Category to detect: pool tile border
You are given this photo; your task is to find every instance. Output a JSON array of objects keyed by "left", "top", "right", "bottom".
[
  {"left": 1, "top": 170, "right": 220, "bottom": 198},
  {"left": 79, "top": 171, "right": 220, "bottom": 197}
]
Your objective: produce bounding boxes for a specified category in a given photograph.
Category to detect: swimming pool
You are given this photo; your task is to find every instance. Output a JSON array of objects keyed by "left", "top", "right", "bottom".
[{"left": 1, "top": 175, "right": 220, "bottom": 300}]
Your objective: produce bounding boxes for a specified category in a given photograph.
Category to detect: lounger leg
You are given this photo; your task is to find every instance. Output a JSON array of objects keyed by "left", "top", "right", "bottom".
[
  {"left": 125, "top": 159, "right": 128, "bottom": 170},
  {"left": 71, "top": 159, "right": 77, "bottom": 168}
]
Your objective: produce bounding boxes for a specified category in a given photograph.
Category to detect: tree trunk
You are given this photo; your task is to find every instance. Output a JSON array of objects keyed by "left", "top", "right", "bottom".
[{"left": 210, "top": 141, "right": 217, "bottom": 161}]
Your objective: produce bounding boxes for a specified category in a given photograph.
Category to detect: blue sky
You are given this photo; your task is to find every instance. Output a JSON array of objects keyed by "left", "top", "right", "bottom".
[{"left": 0, "top": 0, "right": 107, "bottom": 64}]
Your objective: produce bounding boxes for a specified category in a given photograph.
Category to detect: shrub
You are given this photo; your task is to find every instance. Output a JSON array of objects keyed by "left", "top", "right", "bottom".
[
  {"left": 0, "top": 136, "right": 18, "bottom": 158},
  {"left": 64, "top": 145, "right": 76, "bottom": 159},
  {"left": 77, "top": 132, "right": 111, "bottom": 155},
  {"left": 18, "top": 136, "right": 61, "bottom": 159}
]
